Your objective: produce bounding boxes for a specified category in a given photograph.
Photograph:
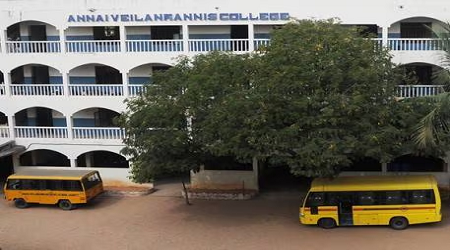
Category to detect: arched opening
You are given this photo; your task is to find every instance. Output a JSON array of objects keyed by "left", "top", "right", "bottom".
[
  {"left": 6, "top": 21, "right": 60, "bottom": 53},
  {"left": 68, "top": 64, "right": 123, "bottom": 96},
  {"left": 0, "top": 111, "right": 8, "bottom": 138},
  {"left": 14, "top": 107, "right": 67, "bottom": 139},
  {"left": 10, "top": 64, "right": 63, "bottom": 96},
  {"left": 72, "top": 108, "right": 123, "bottom": 139},
  {"left": 397, "top": 63, "right": 445, "bottom": 98},
  {"left": 20, "top": 149, "right": 70, "bottom": 167},
  {"left": 388, "top": 17, "right": 446, "bottom": 51},
  {"left": 128, "top": 63, "right": 172, "bottom": 96},
  {"left": 66, "top": 25, "right": 121, "bottom": 52},
  {"left": 77, "top": 151, "right": 129, "bottom": 168},
  {"left": 400, "top": 63, "right": 443, "bottom": 85},
  {"left": 387, "top": 155, "right": 445, "bottom": 172},
  {"left": 72, "top": 108, "right": 119, "bottom": 127},
  {"left": 0, "top": 71, "right": 4, "bottom": 95},
  {"left": 15, "top": 107, "right": 65, "bottom": 127}
]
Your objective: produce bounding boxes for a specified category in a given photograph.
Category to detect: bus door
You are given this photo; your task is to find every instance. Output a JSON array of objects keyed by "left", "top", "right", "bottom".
[{"left": 331, "top": 192, "right": 354, "bottom": 226}]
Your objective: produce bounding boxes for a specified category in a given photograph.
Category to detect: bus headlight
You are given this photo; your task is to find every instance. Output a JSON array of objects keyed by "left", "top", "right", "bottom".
[{"left": 300, "top": 213, "right": 305, "bottom": 217}]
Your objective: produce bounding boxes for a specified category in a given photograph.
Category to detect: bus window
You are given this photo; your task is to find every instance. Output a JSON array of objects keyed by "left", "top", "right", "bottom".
[
  {"left": 305, "top": 192, "right": 324, "bottom": 207},
  {"left": 409, "top": 190, "right": 435, "bottom": 204},
  {"left": 82, "top": 172, "right": 102, "bottom": 190},
  {"left": 6, "top": 179, "right": 21, "bottom": 190},
  {"left": 384, "top": 191, "right": 407, "bottom": 205},
  {"left": 357, "top": 191, "right": 376, "bottom": 205}
]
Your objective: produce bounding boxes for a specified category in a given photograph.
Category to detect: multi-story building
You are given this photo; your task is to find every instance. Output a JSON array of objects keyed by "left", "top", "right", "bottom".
[{"left": 1, "top": 0, "right": 449, "bottom": 186}]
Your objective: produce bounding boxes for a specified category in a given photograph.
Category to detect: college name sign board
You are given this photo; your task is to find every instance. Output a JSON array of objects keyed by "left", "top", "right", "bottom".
[{"left": 67, "top": 12, "right": 290, "bottom": 23}]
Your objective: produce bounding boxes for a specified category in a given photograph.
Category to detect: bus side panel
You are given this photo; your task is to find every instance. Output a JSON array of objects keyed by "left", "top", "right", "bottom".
[
  {"left": 352, "top": 207, "right": 379, "bottom": 225},
  {"left": 300, "top": 206, "right": 339, "bottom": 225},
  {"left": 376, "top": 205, "right": 440, "bottom": 225},
  {"left": 38, "top": 191, "right": 87, "bottom": 205}
]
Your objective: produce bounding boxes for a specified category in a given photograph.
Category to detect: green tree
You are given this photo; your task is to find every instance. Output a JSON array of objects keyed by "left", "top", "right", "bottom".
[
  {"left": 246, "top": 19, "right": 404, "bottom": 177},
  {"left": 119, "top": 53, "right": 256, "bottom": 182},
  {"left": 120, "top": 19, "right": 410, "bottom": 182}
]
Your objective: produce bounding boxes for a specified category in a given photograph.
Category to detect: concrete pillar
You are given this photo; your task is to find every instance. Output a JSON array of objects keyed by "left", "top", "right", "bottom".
[
  {"left": 59, "top": 28, "right": 66, "bottom": 53},
  {"left": 0, "top": 30, "right": 6, "bottom": 54},
  {"left": 62, "top": 71, "right": 69, "bottom": 97},
  {"left": 182, "top": 24, "right": 189, "bottom": 53},
  {"left": 4, "top": 71, "right": 12, "bottom": 96},
  {"left": 248, "top": 24, "right": 255, "bottom": 52},
  {"left": 120, "top": 25, "right": 126, "bottom": 53},
  {"left": 382, "top": 26, "right": 389, "bottom": 47},
  {"left": 70, "top": 158, "right": 76, "bottom": 168},
  {"left": 66, "top": 115, "right": 73, "bottom": 139},
  {"left": 7, "top": 115, "right": 15, "bottom": 139},
  {"left": 122, "top": 71, "right": 129, "bottom": 97},
  {"left": 12, "top": 155, "right": 20, "bottom": 169}
]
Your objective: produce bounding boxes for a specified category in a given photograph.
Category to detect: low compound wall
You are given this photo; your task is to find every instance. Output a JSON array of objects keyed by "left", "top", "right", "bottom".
[{"left": 190, "top": 169, "right": 259, "bottom": 191}]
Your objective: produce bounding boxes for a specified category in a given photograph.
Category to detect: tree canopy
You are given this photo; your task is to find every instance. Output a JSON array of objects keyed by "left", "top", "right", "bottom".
[{"left": 119, "top": 19, "right": 424, "bottom": 182}]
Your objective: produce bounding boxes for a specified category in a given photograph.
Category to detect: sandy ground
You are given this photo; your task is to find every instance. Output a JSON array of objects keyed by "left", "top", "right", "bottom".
[{"left": 1, "top": 184, "right": 450, "bottom": 250}]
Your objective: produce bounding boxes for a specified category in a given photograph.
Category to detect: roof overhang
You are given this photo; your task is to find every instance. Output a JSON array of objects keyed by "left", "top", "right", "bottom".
[{"left": 0, "top": 141, "right": 26, "bottom": 158}]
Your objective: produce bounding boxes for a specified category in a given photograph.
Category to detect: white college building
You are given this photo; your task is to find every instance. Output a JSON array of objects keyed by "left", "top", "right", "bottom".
[{"left": 1, "top": 0, "right": 450, "bottom": 186}]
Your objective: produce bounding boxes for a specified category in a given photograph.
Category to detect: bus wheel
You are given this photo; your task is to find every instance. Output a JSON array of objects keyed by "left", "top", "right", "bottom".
[
  {"left": 390, "top": 217, "right": 409, "bottom": 230},
  {"left": 14, "top": 198, "right": 29, "bottom": 209},
  {"left": 318, "top": 218, "right": 336, "bottom": 229},
  {"left": 58, "top": 200, "right": 74, "bottom": 211}
]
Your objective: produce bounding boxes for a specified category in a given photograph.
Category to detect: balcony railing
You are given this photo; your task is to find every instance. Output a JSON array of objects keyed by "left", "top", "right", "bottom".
[
  {"left": 396, "top": 85, "right": 445, "bottom": 98},
  {"left": 388, "top": 38, "right": 442, "bottom": 51},
  {"left": 66, "top": 40, "right": 121, "bottom": 53},
  {"left": 10, "top": 84, "right": 64, "bottom": 96},
  {"left": 2, "top": 38, "right": 447, "bottom": 54},
  {"left": 6, "top": 41, "right": 61, "bottom": 53},
  {"left": 15, "top": 127, "right": 68, "bottom": 138},
  {"left": 0, "top": 127, "right": 9, "bottom": 138},
  {"left": 128, "top": 84, "right": 147, "bottom": 96},
  {"left": 188, "top": 39, "right": 250, "bottom": 52},
  {"left": 254, "top": 39, "right": 271, "bottom": 50},
  {"left": 73, "top": 127, "right": 125, "bottom": 140},
  {"left": 69, "top": 84, "right": 123, "bottom": 96},
  {"left": 0, "top": 84, "right": 5, "bottom": 95},
  {"left": 126, "top": 40, "right": 183, "bottom": 52}
]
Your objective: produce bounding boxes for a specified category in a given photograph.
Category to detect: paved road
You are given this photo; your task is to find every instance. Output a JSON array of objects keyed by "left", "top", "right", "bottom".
[{"left": 0, "top": 189, "right": 449, "bottom": 250}]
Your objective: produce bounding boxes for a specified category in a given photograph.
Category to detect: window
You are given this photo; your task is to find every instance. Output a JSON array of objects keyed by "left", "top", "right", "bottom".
[
  {"left": 82, "top": 172, "right": 102, "bottom": 190},
  {"left": 93, "top": 26, "right": 120, "bottom": 40},
  {"left": 383, "top": 191, "right": 407, "bottom": 205},
  {"left": 401, "top": 22, "right": 433, "bottom": 38},
  {"left": 357, "top": 191, "right": 376, "bottom": 205},
  {"left": 46, "top": 180, "right": 83, "bottom": 191},
  {"left": 408, "top": 190, "right": 435, "bottom": 204},
  {"left": 6, "top": 179, "right": 21, "bottom": 190},
  {"left": 305, "top": 192, "right": 324, "bottom": 206},
  {"left": 150, "top": 26, "right": 181, "bottom": 40}
]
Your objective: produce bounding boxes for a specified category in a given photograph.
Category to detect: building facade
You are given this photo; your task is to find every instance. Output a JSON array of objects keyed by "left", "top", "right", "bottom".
[{"left": 1, "top": 0, "right": 450, "bottom": 185}]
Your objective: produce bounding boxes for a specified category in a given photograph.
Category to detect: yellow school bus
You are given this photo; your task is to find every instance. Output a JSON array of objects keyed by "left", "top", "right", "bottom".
[
  {"left": 300, "top": 175, "right": 441, "bottom": 229},
  {"left": 3, "top": 169, "right": 104, "bottom": 210}
]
